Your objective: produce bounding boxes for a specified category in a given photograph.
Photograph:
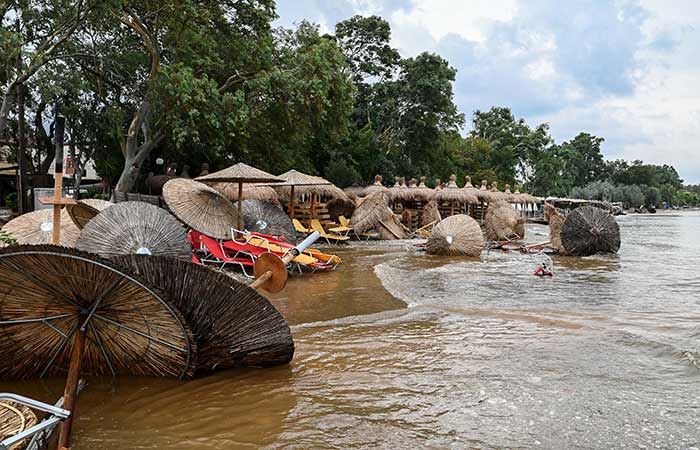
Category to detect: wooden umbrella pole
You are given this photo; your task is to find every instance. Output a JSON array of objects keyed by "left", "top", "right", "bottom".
[
  {"left": 289, "top": 185, "right": 295, "bottom": 219},
  {"left": 250, "top": 231, "right": 320, "bottom": 292},
  {"left": 52, "top": 113, "right": 66, "bottom": 245},
  {"left": 57, "top": 328, "right": 85, "bottom": 450},
  {"left": 237, "top": 182, "right": 244, "bottom": 231}
]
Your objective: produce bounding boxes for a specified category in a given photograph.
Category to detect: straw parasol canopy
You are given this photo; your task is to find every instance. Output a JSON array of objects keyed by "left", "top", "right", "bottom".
[
  {"left": 0, "top": 245, "right": 196, "bottom": 380},
  {"left": 421, "top": 199, "right": 441, "bottom": 227},
  {"left": 1, "top": 209, "right": 79, "bottom": 247},
  {"left": 0, "top": 401, "right": 38, "bottom": 449},
  {"left": 437, "top": 175, "right": 478, "bottom": 205},
  {"left": 544, "top": 203, "right": 565, "bottom": 252},
  {"left": 414, "top": 176, "right": 437, "bottom": 202},
  {"left": 350, "top": 191, "right": 408, "bottom": 240},
  {"left": 211, "top": 182, "right": 281, "bottom": 208},
  {"left": 561, "top": 206, "right": 621, "bottom": 256},
  {"left": 238, "top": 199, "right": 296, "bottom": 244},
  {"left": 66, "top": 198, "right": 113, "bottom": 229},
  {"left": 76, "top": 201, "right": 190, "bottom": 259},
  {"left": 163, "top": 178, "right": 240, "bottom": 239},
  {"left": 434, "top": 178, "right": 443, "bottom": 190},
  {"left": 364, "top": 175, "right": 389, "bottom": 196},
  {"left": 484, "top": 200, "right": 526, "bottom": 241},
  {"left": 393, "top": 176, "right": 434, "bottom": 203},
  {"left": 111, "top": 255, "right": 294, "bottom": 372},
  {"left": 195, "top": 162, "right": 284, "bottom": 230},
  {"left": 426, "top": 215, "right": 483, "bottom": 257},
  {"left": 270, "top": 170, "right": 350, "bottom": 211}
]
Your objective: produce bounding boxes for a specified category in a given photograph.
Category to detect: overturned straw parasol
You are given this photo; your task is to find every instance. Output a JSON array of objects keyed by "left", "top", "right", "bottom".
[
  {"left": 238, "top": 199, "right": 296, "bottom": 244},
  {"left": 76, "top": 201, "right": 190, "bottom": 259},
  {"left": 196, "top": 162, "right": 284, "bottom": 231},
  {"left": 350, "top": 191, "right": 408, "bottom": 240},
  {"left": 560, "top": 206, "right": 621, "bottom": 256},
  {"left": 111, "top": 255, "right": 294, "bottom": 372},
  {"left": 426, "top": 215, "right": 483, "bottom": 257},
  {"left": 66, "top": 198, "right": 113, "bottom": 229},
  {"left": 163, "top": 178, "right": 239, "bottom": 240},
  {"left": 484, "top": 200, "right": 526, "bottom": 241},
  {"left": 1, "top": 209, "right": 79, "bottom": 247},
  {"left": 0, "top": 244, "right": 196, "bottom": 448},
  {"left": 212, "top": 182, "right": 281, "bottom": 208}
]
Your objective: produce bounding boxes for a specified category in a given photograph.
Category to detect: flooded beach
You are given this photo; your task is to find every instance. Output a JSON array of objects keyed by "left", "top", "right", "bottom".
[{"left": 2, "top": 211, "right": 699, "bottom": 449}]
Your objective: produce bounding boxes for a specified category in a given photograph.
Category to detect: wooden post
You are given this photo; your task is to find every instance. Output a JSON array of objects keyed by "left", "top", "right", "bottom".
[
  {"left": 289, "top": 185, "right": 295, "bottom": 219},
  {"left": 237, "top": 182, "right": 243, "bottom": 231},
  {"left": 57, "top": 329, "right": 85, "bottom": 450},
  {"left": 51, "top": 113, "right": 65, "bottom": 245}
]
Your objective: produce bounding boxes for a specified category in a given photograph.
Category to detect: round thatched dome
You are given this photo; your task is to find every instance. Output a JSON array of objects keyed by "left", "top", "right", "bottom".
[
  {"left": 561, "top": 206, "right": 621, "bottom": 256},
  {"left": 426, "top": 215, "right": 483, "bottom": 257}
]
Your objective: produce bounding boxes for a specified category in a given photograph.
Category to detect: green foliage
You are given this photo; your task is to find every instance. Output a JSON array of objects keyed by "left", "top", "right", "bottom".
[{"left": 0, "top": 230, "right": 17, "bottom": 246}]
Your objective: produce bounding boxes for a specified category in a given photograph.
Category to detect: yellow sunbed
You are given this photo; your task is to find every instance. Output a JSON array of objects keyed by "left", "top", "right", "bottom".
[{"left": 310, "top": 219, "right": 350, "bottom": 244}]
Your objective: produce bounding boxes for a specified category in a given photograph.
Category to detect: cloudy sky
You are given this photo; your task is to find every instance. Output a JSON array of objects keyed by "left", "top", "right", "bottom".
[{"left": 274, "top": 0, "right": 700, "bottom": 183}]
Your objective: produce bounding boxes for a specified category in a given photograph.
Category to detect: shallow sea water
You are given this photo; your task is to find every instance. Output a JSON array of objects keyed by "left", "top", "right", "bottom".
[{"left": 2, "top": 211, "right": 699, "bottom": 449}]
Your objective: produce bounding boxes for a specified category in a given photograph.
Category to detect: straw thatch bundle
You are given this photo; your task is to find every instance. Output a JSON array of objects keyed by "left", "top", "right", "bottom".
[
  {"left": 426, "top": 215, "right": 483, "bottom": 257},
  {"left": 350, "top": 191, "right": 409, "bottom": 240},
  {"left": 238, "top": 199, "right": 296, "bottom": 244},
  {"left": 112, "top": 255, "right": 294, "bottom": 372},
  {"left": 212, "top": 182, "right": 281, "bottom": 208},
  {"left": 77, "top": 201, "right": 190, "bottom": 259},
  {"left": 392, "top": 177, "right": 400, "bottom": 188},
  {"left": 1, "top": 209, "right": 79, "bottom": 247},
  {"left": 67, "top": 198, "right": 113, "bottom": 229},
  {"left": 344, "top": 185, "right": 366, "bottom": 198},
  {"left": 434, "top": 178, "right": 443, "bottom": 190},
  {"left": 0, "top": 401, "right": 38, "bottom": 449},
  {"left": 561, "top": 206, "right": 621, "bottom": 256},
  {"left": 421, "top": 199, "right": 441, "bottom": 227},
  {"left": 163, "top": 178, "right": 239, "bottom": 240},
  {"left": 544, "top": 203, "right": 565, "bottom": 252},
  {"left": 414, "top": 176, "right": 437, "bottom": 202},
  {"left": 484, "top": 200, "right": 526, "bottom": 241},
  {"left": 0, "top": 245, "right": 196, "bottom": 380},
  {"left": 393, "top": 176, "right": 435, "bottom": 203},
  {"left": 326, "top": 197, "right": 356, "bottom": 223}
]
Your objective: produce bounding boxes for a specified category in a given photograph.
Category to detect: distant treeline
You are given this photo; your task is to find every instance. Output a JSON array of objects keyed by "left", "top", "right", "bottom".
[{"left": 0, "top": 3, "right": 690, "bottom": 207}]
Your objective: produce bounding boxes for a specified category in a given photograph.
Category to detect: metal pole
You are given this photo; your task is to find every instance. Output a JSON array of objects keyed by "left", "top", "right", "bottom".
[
  {"left": 57, "top": 329, "right": 85, "bottom": 450},
  {"left": 52, "top": 108, "right": 65, "bottom": 245}
]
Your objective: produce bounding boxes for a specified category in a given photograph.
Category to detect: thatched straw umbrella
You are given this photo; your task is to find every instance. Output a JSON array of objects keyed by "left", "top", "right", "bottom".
[
  {"left": 393, "top": 176, "right": 435, "bottom": 204},
  {"left": 364, "top": 175, "right": 388, "bottom": 196},
  {"left": 268, "top": 170, "right": 348, "bottom": 220},
  {"left": 392, "top": 177, "right": 400, "bottom": 188},
  {"left": 76, "top": 201, "right": 191, "bottom": 259},
  {"left": 195, "top": 163, "right": 284, "bottom": 231},
  {"left": 0, "top": 245, "right": 196, "bottom": 446},
  {"left": 437, "top": 175, "right": 478, "bottom": 215},
  {"left": 561, "top": 206, "right": 621, "bottom": 256},
  {"left": 163, "top": 178, "right": 239, "bottom": 239},
  {"left": 211, "top": 182, "right": 281, "bottom": 207},
  {"left": 434, "top": 178, "right": 443, "bottom": 190},
  {"left": 421, "top": 199, "right": 441, "bottom": 227},
  {"left": 475, "top": 179, "right": 494, "bottom": 203},
  {"left": 238, "top": 199, "right": 296, "bottom": 244},
  {"left": 426, "top": 215, "right": 483, "bottom": 257},
  {"left": 1, "top": 209, "right": 79, "bottom": 247},
  {"left": 414, "top": 176, "right": 437, "bottom": 202},
  {"left": 327, "top": 197, "right": 356, "bottom": 223},
  {"left": 484, "top": 200, "right": 526, "bottom": 241},
  {"left": 112, "top": 255, "right": 294, "bottom": 372},
  {"left": 350, "top": 191, "right": 408, "bottom": 240},
  {"left": 544, "top": 203, "right": 565, "bottom": 252},
  {"left": 66, "top": 198, "right": 113, "bottom": 229}
]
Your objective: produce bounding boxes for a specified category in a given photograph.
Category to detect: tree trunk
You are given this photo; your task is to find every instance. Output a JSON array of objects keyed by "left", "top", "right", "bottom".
[{"left": 0, "top": 85, "right": 15, "bottom": 136}]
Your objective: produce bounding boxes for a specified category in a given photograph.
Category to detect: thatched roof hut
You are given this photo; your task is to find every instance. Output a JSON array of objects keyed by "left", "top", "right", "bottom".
[
  {"left": 484, "top": 200, "right": 526, "bottom": 241},
  {"left": 421, "top": 199, "right": 441, "bottom": 227},
  {"left": 561, "top": 206, "right": 620, "bottom": 256},
  {"left": 212, "top": 182, "right": 281, "bottom": 207},
  {"left": 426, "top": 215, "right": 483, "bottom": 257},
  {"left": 544, "top": 203, "right": 565, "bottom": 252},
  {"left": 350, "top": 191, "right": 409, "bottom": 240}
]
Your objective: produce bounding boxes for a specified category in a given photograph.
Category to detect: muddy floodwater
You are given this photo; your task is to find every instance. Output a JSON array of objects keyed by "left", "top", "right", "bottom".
[{"left": 3, "top": 211, "right": 699, "bottom": 449}]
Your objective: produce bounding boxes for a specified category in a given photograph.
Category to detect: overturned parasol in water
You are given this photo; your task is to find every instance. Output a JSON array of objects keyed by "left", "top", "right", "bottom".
[
  {"left": 76, "top": 201, "right": 190, "bottom": 259},
  {"left": 111, "top": 255, "right": 294, "bottom": 372},
  {"left": 238, "top": 199, "right": 296, "bottom": 244},
  {"left": 560, "top": 206, "right": 621, "bottom": 256},
  {"left": 484, "top": 200, "right": 525, "bottom": 241},
  {"left": 426, "top": 215, "right": 483, "bottom": 257}
]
